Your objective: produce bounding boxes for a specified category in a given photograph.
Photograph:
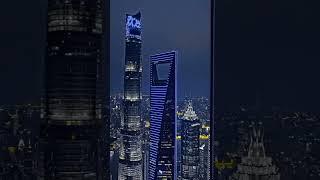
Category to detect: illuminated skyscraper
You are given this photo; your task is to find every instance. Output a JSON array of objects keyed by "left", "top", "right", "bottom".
[
  {"left": 41, "top": 0, "right": 108, "bottom": 179},
  {"left": 149, "top": 51, "right": 177, "bottom": 180},
  {"left": 230, "top": 126, "right": 280, "bottom": 180},
  {"left": 118, "top": 12, "right": 143, "bottom": 180},
  {"left": 181, "top": 102, "right": 200, "bottom": 180}
]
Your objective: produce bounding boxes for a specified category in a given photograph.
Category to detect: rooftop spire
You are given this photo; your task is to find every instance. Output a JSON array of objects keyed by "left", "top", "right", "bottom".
[
  {"left": 182, "top": 101, "right": 198, "bottom": 121},
  {"left": 248, "top": 125, "right": 266, "bottom": 158}
]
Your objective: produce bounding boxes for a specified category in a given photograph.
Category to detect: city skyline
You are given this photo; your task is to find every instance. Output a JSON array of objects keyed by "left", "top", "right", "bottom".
[
  {"left": 0, "top": 0, "right": 211, "bottom": 105},
  {"left": 2, "top": 0, "right": 320, "bottom": 112},
  {"left": 110, "top": 0, "right": 210, "bottom": 99},
  {"left": 2, "top": 0, "right": 320, "bottom": 180}
]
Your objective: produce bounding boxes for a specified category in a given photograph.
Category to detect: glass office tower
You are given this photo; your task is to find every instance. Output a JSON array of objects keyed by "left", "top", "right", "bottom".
[
  {"left": 181, "top": 102, "right": 200, "bottom": 180},
  {"left": 149, "top": 51, "right": 177, "bottom": 180},
  {"left": 40, "top": 0, "right": 108, "bottom": 179},
  {"left": 118, "top": 12, "right": 143, "bottom": 180}
]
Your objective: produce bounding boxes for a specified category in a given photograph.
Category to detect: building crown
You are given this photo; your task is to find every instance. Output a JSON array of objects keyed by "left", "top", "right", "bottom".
[
  {"left": 182, "top": 101, "right": 198, "bottom": 121},
  {"left": 248, "top": 125, "right": 266, "bottom": 158}
]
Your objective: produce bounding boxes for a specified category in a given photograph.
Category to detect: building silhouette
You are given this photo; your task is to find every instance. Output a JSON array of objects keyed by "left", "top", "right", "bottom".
[
  {"left": 230, "top": 126, "right": 280, "bottom": 180},
  {"left": 149, "top": 51, "right": 177, "bottom": 180},
  {"left": 118, "top": 12, "right": 143, "bottom": 180},
  {"left": 40, "top": 0, "right": 108, "bottom": 179},
  {"left": 0, "top": 106, "right": 40, "bottom": 180},
  {"left": 181, "top": 101, "right": 200, "bottom": 180}
]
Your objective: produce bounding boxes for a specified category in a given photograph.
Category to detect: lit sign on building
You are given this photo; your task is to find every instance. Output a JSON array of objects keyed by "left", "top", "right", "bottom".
[{"left": 126, "top": 12, "right": 141, "bottom": 39}]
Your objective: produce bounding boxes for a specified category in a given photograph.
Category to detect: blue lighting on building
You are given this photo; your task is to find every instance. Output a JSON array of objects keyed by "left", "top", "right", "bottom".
[
  {"left": 149, "top": 51, "right": 177, "bottom": 180},
  {"left": 126, "top": 12, "right": 141, "bottom": 39}
]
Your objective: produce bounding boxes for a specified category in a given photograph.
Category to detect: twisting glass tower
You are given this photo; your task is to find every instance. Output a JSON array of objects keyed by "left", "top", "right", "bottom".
[
  {"left": 41, "top": 0, "right": 108, "bottom": 179},
  {"left": 181, "top": 101, "right": 200, "bottom": 180},
  {"left": 118, "top": 12, "right": 143, "bottom": 180}
]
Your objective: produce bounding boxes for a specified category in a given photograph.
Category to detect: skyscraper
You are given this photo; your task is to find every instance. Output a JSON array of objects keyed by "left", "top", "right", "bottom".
[
  {"left": 41, "top": 0, "right": 108, "bottom": 179},
  {"left": 118, "top": 12, "right": 143, "bottom": 180},
  {"left": 181, "top": 102, "right": 200, "bottom": 180},
  {"left": 230, "top": 126, "right": 280, "bottom": 180},
  {"left": 149, "top": 51, "right": 177, "bottom": 180}
]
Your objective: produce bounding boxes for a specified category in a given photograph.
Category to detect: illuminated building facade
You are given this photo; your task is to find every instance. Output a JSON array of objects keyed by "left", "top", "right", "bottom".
[
  {"left": 181, "top": 102, "right": 200, "bottom": 180},
  {"left": 230, "top": 127, "right": 280, "bottom": 180},
  {"left": 149, "top": 51, "right": 177, "bottom": 180},
  {"left": 41, "top": 0, "right": 108, "bottom": 179},
  {"left": 118, "top": 12, "right": 143, "bottom": 180},
  {"left": 199, "top": 124, "right": 210, "bottom": 180}
]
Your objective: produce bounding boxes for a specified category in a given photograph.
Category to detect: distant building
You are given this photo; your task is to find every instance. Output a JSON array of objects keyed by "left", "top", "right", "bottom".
[
  {"left": 149, "top": 51, "right": 177, "bottom": 180},
  {"left": 0, "top": 108, "right": 37, "bottom": 180},
  {"left": 230, "top": 126, "right": 280, "bottom": 180},
  {"left": 181, "top": 102, "right": 200, "bottom": 180}
]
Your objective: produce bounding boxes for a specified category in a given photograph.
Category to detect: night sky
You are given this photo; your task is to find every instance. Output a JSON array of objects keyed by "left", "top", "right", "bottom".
[
  {"left": 0, "top": 0, "right": 46, "bottom": 104},
  {"left": 0, "top": 0, "right": 210, "bottom": 104},
  {"left": 1, "top": 0, "right": 320, "bottom": 112},
  {"left": 110, "top": 0, "right": 211, "bottom": 98},
  {"left": 215, "top": 0, "right": 320, "bottom": 111}
]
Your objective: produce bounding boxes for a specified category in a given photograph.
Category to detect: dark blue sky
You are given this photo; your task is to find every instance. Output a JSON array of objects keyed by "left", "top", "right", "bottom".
[
  {"left": 0, "top": 0, "right": 210, "bottom": 104},
  {"left": 0, "top": 0, "right": 45, "bottom": 105},
  {"left": 2, "top": 0, "right": 320, "bottom": 112},
  {"left": 215, "top": 0, "right": 320, "bottom": 111},
  {"left": 110, "top": 0, "right": 211, "bottom": 98}
]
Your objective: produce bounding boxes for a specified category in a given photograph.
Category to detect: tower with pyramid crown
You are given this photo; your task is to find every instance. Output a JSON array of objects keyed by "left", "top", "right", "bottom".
[
  {"left": 230, "top": 125, "right": 280, "bottom": 180},
  {"left": 181, "top": 101, "right": 201, "bottom": 180}
]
